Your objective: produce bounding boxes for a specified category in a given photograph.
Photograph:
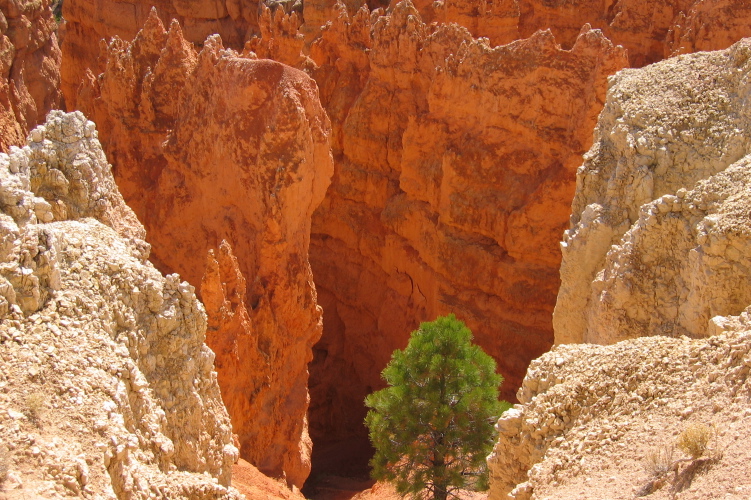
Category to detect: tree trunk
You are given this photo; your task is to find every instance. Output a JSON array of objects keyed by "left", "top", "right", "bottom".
[{"left": 433, "top": 450, "right": 448, "bottom": 500}]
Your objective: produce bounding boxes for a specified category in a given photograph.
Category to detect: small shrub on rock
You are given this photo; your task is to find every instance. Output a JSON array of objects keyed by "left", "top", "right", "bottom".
[
  {"left": 644, "top": 445, "right": 675, "bottom": 477},
  {"left": 24, "top": 392, "right": 47, "bottom": 426},
  {"left": 676, "top": 423, "right": 713, "bottom": 459}
]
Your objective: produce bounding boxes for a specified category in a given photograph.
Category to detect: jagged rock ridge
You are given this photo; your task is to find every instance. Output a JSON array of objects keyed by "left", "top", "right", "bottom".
[
  {"left": 0, "top": 111, "right": 241, "bottom": 499},
  {"left": 76, "top": 12, "right": 333, "bottom": 488}
]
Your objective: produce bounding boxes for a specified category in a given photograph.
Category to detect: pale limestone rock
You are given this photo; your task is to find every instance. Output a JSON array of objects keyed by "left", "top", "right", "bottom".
[
  {"left": 554, "top": 38, "right": 751, "bottom": 345},
  {"left": 487, "top": 329, "right": 751, "bottom": 499},
  {"left": 490, "top": 37, "right": 751, "bottom": 500},
  {"left": 0, "top": 111, "right": 242, "bottom": 499}
]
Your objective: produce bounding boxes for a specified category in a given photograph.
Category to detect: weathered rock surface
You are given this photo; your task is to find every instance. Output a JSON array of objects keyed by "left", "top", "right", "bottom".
[
  {"left": 428, "top": 0, "right": 751, "bottom": 67},
  {"left": 488, "top": 324, "right": 751, "bottom": 500},
  {"left": 60, "top": 0, "right": 751, "bottom": 484},
  {"left": 61, "top": 0, "right": 259, "bottom": 109},
  {"left": 0, "top": 0, "right": 62, "bottom": 152},
  {"left": 555, "top": 39, "right": 751, "bottom": 345},
  {"left": 0, "top": 110, "right": 241, "bottom": 499},
  {"left": 231, "top": 459, "right": 306, "bottom": 500},
  {"left": 305, "top": 1, "right": 628, "bottom": 452},
  {"left": 76, "top": 13, "right": 333, "bottom": 488}
]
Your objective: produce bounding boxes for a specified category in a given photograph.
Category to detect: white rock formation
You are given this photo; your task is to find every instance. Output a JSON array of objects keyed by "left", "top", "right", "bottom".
[
  {"left": 0, "top": 111, "right": 242, "bottom": 499},
  {"left": 554, "top": 38, "right": 751, "bottom": 345},
  {"left": 488, "top": 326, "right": 751, "bottom": 500}
]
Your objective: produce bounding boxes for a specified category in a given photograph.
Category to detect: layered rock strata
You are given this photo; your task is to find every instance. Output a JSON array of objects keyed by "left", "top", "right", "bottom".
[
  {"left": 555, "top": 39, "right": 751, "bottom": 345},
  {"left": 76, "top": 13, "right": 333, "bottom": 488},
  {"left": 429, "top": 0, "right": 751, "bottom": 66},
  {"left": 61, "top": 0, "right": 751, "bottom": 110},
  {"left": 0, "top": 0, "right": 61, "bottom": 152},
  {"left": 305, "top": 1, "right": 628, "bottom": 449},
  {"left": 0, "top": 110, "right": 241, "bottom": 499}
]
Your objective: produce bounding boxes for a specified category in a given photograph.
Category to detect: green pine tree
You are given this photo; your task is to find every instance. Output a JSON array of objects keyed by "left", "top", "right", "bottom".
[{"left": 364, "top": 314, "right": 510, "bottom": 500}]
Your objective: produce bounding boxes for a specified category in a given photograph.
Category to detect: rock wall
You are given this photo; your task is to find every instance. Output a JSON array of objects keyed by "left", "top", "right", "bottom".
[
  {"left": 0, "top": 110, "right": 241, "bottom": 499},
  {"left": 304, "top": 1, "right": 628, "bottom": 450},
  {"left": 59, "top": 0, "right": 751, "bottom": 481},
  {"left": 0, "top": 0, "right": 61, "bottom": 152},
  {"left": 554, "top": 39, "right": 751, "bottom": 345},
  {"left": 429, "top": 0, "right": 751, "bottom": 67},
  {"left": 75, "top": 13, "right": 333, "bottom": 488},
  {"left": 491, "top": 37, "right": 751, "bottom": 500},
  {"left": 61, "top": 0, "right": 261, "bottom": 108}
]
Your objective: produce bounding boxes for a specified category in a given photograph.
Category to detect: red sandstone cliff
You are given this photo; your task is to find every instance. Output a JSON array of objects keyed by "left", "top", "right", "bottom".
[
  {"left": 77, "top": 12, "right": 333, "bottom": 488},
  {"left": 430, "top": 0, "right": 751, "bottom": 66},
  {"left": 0, "top": 0, "right": 61, "bottom": 151},
  {"left": 62, "top": 0, "right": 751, "bottom": 112},
  {"left": 303, "top": 2, "right": 628, "bottom": 454}
]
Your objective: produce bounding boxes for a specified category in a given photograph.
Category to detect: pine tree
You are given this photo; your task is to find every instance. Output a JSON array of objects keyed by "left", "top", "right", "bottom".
[{"left": 364, "top": 314, "right": 509, "bottom": 500}]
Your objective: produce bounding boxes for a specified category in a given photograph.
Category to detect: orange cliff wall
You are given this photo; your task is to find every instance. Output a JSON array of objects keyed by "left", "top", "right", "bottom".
[
  {"left": 0, "top": 0, "right": 61, "bottom": 152},
  {"left": 76, "top": 13, "right": 333, "bottom": 488},
  {"left": 427, "top": 0, "right": 751, "bottom": 67},
  {"left": 304, "top": 2, "right": 628, "bottom": 451},
  {"left": 64, "top": 0, "right": 751, "bottom": 110}
]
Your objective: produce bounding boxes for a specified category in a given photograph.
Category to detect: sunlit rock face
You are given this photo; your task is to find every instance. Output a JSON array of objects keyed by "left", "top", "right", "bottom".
[
  {"left": 76, "top": 14, "right": 333, "bottom": 488},
  {"left": 0, "top": 0, "right": 61, "bottom": 152}
]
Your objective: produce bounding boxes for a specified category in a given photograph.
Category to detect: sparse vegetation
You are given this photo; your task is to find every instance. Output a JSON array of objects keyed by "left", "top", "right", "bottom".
[
  {"left": 51, "top": 0, "right": 63, "bottom": 22},
  {"left": 644, "top": 444, "right": 675, "bottom": 477},
  {"left": 24, "top": 391, "right": 47, "bottom": 425},
  {"left": 364, "top": 314, "right": 509, "bottom": 500},
  {"left": 676, "top": 423, "right": 714, "bottom": 459},
  {"left": 638, "top": 423, "right": 720, "bottom": 497}
]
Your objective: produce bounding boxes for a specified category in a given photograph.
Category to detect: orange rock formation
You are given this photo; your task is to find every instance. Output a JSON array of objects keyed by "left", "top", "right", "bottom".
[
  {"left": 304, "top": 2, "right": 628, "bottom": 453},
  {"left": 0, "top": 0, "right": 61, "bottom": 151},
  {"left": 429, "top": 0, "right": 751, "bottom": 66},
  {"left": 76, "top": 12, "right": 333, "bottom": 488},
  {"left": 61, "top": 0, "right": 263, "bottom": 108}
]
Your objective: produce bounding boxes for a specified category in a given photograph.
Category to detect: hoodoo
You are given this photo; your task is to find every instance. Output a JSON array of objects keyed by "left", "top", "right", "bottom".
[{"left": 75, "top": 12, "right": 333, "bottom": 488}]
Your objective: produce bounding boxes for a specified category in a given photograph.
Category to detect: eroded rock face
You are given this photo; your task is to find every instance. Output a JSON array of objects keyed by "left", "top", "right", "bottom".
[
  {"left": 554, "top": 39, "right": 751, "bottom": 345},
  {"left": 0, "top": 0, "right": 62, "bottom": 152},
  {"left": 428, "top": 0, "right": 751, "bottom": 67},
  {"left": 487, "top": 323, "right": 751, "bottom": 500},
  {"left": 61, "top": 0, "right": 261, "bottom": 109},
  {"left": 0, "top": 110, "right": 241, "bottom": 499},
  {"left": 76, "top": 14, "right": 333, "bottom": 488},
  {"left": 305, "top": 1, "right": 628, "bottom": 449},
  {"left": 489, "top": 37, "right": 751, "bottom": 500}
]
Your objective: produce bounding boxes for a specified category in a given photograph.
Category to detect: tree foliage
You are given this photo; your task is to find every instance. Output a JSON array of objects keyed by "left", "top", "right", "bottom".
[{"left": 364, "top": 314, "right": 509, "bottom": 500}]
